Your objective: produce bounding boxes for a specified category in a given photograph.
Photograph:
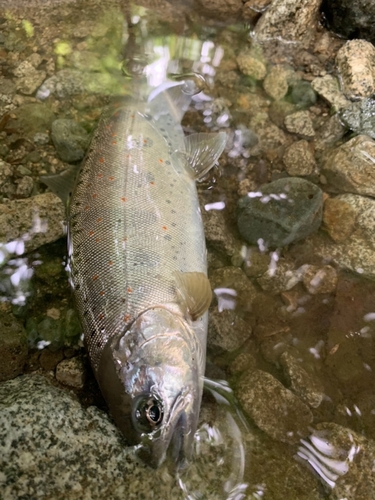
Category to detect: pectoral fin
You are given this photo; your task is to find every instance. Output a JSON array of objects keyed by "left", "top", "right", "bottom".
[
  {"left": 179, "top": 132, "right": 227, "bottom": 180},
  {"left": 174, "top": 271, "right": 212, "bottom": 321}
]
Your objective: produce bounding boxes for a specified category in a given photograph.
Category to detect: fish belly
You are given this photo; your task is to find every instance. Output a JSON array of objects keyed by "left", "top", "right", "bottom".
[{"left": 69, "top": 106, "right": 207, "bottom": 372}]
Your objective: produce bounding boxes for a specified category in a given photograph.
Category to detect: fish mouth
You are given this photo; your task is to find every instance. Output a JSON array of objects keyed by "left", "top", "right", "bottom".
[{"left": 136, "top": 390, "right": 196, "bottom": 469}]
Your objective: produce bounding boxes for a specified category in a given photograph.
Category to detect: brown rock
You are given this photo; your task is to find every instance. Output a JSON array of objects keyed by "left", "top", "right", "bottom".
[
  {"left": 323, "top": 197, "right": 357, "bottom": 242},
  {"left": 39, "top": 348, "right": 64, "bottom": 372},
  {"left": 302, "top": 265, "right": 338, "bottom": 295},
  {"left": 282, "top": 140, "right": 316, "bottom": 176},
  {"left": 0, "top": 311, "right": 28, "bottom": 382},
  {"left": 336, "top": 40, "right": 375, "bottom": 99}
]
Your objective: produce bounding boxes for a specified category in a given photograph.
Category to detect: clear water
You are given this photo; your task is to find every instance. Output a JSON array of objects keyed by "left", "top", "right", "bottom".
[{"left": 1, "top": 1, "right": 375, "bottom": 499}]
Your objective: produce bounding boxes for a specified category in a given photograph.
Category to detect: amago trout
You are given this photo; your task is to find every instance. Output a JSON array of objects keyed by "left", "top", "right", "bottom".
[{"left": 43, "top": 81, "right": 226, "bottom": 468}]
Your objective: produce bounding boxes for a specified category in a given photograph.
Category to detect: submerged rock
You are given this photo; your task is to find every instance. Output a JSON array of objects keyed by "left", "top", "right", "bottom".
[
  {"left": 339, "top": 98, "right": 375, "bottom": 139},
  {"left": 322, "top": 135, "right": 375, "bottom": 196},
  {"left": 254, "top": 0, "right": 321, "bottom": 47},
  {"left": 280, "top": 350, "right": 324, "bottom": 408},
  {"left": 313, "top": 194, "right": 375, "bottom": 279},
  {"left": 311, "top": 75, "right": 350, "bottom": 111},
  {"left": 51, "top": 119, "right": 90, "bottom": 163},
  {"left": 237, "top": 177, "right": 323, "bottom": 247},
  {"left": 336, "top": 39, "right": 375, "bottom": 99},
  {"left": 236, "top": 369, "right": 313, "bottom": 444},
  {"left": 298, "top": 422, "right": 375, "bottom": 499},
  {"left": 0, "top": 310, "right": 27, "bottom": 382},
  {"left": 282, "top": 140, "right": 316, "bottom": 176}
]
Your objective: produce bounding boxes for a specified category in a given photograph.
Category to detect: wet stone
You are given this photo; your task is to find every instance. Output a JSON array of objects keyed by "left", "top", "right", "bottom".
[
  {"left": 257, "top": 260, "right": 306, "bottom": 294},
  {"left": 254, "top": 0, "right": 321, "bottom": 47},
  {"left": 208, "top": 308, "right": 252, "bottom": 353},
  {"left": 5, "top": 103, "right": 55, "bottom": 139},
  {"left": 15, "top": 176, "right": 33, "bottom": 198},
  {"left": 56, "top": 356, "right": 86, "bottom": 389},
  {"left": 0, "top": 192, "right": 65, "bottom": 253},
  {"left": 284, "top": 110, "right": 315, "bottom": 138},
  {"left": 237, "top": 177, "right": 323, "bottom": 247},
  {"left": 13, "top": 60, "right": 46, "bottom": 95},
  {"left": 236, "top": 48, "right": 267, "bottom": 81},
  {"left": 209, "top": 266, "right": 257, "bottom": 312},
  {"left": 289, "top": 80, "right": 317, "bottom": 108},
  {"left": 311, "top": 75, "right": 350, "bottom": 111},
  {"left": 322, "top": 135, "right": 375, "bottom": 196},
  {"left": 339, "top": 98, "right": 375, "bottom": 139},
  {"left": 51, "top": 119, "right": 90, "bottom": 163},
  {"left": 202, "top": 208, "right": 240, "bottom": 261},
  {"left": 280, "top": 350, "right": 324, "bottom": 408},
  {"left": 336, "top": 39, "right": 375, "bottom": 99},
  {"left": 314, "top": 193, "right": 375, "bottom": 279},
  {"left": 263, "top": 65, "right": 289, "bottom": 100},
  {"left": 0, "top": 159, "right": 15, "bottom": 199},
  {"left": 236, "top": 369, "right": 313, "bottom": 444},
  {"left": 0, "top": 310, "right": 28, "bottom": 382},
  {"left": 322, "top": 0, "right": 375, "bottom": 44},
  {"left": 229, "top": 351, "right": 256, "bottom": 376},
  {"left": 0, "top": 374, "right": 184, "bottom": 499},
  {"left": 302, "top": 264, "right": 338, "bottom": 295},
  {"left": 322, "top": 197, "right": 357, "bottom": 243},
  {"left": 282, "top": 140, "right": 316, "bottom": 176}
]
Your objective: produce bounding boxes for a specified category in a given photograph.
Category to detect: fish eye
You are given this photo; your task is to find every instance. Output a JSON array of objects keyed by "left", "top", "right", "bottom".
[{"left": 133, "top": 395, "right": 164, "bottom": 433}]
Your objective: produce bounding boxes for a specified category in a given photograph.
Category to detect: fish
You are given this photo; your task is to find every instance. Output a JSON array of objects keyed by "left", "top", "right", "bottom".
[{"left": 42, "top": 81, "right": 226, "bottom": 468}]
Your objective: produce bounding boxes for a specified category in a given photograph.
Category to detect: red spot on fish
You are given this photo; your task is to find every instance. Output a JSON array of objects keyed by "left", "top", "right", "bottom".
[
  {"left": 123, "top": 314, "right": 130, "bottom": 322},
  {"left": 127, "top": 287, "right": 133, "bottom": 293},
  {"left": 100, "top": 291, "right": 105, "bottom": 296},
  {"left": 121, "top": 197, "right": 127, "bottom": 202},
  {"left": 97, "top": 173, "right": 103, "bottom": 178},
  {"left": 150, "top": 181, "right": 155, "bottom": 185},
  {"left": 95, "top": 238, "right": 100, "bottom": 242},
  {"left": 112, "top": 140, "right": 117, "bottom": 145},
  {"left": 99, "top": 159, "right": 104, "bottom": 164},
  {"left": 84, "top": 205, "right": 89, "bottom": 210},
  {"left": 125, "top": 154, "right": 130, "bottom": 158},
  {"left": 89, "top": 231, "right": 94, "bottom": 236},
  {"left": 108, "top": 260, "right": 113, "bottom": 266},
  {"left": 97, "top": 217, "right": 103, "bottom": 223},
  {"left": 162, "top": 226, "right": 167, "bottom": 231},
  {"left": 93, "top": 193, "right": 97, "bottom": 199},
  {"left": 158, "top": 158, "right": 164, "bottom": 163},
  {"left": 93, "top": 275, "right": 98, "bottom": 281},
  {"left": 109, "top": 176, "right": 114, "bottom": 181},
  {"left": 112, "top": 133, "right": 117, "bottom": 137},
  {"left": 98, "top": 313, "right": 104, "bottom": 320}
]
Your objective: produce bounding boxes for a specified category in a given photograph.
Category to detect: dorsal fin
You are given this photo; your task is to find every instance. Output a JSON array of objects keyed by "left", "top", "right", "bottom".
[
  {"left": 174, "top": 271, "right": 212, "bottom": 321},
  {"left": 40, "top": 165, "right": 80, "bottom": 204}
]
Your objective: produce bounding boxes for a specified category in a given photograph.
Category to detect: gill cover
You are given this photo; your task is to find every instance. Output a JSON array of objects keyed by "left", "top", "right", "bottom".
[{"left": 96, "top": 308, "right": 203, "bottom": 468}]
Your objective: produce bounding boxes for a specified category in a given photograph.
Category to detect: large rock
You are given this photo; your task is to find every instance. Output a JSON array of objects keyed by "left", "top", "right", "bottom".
[
  {"left": 237, "top": 177, "right": 323, "bottom": 247},
  {"left": 254, "top": 0, "right": 322, "bottom": 47},
  {"left": 321, "top": 0, "right": 375, "bottom": 44},
  {"left": 336, "top": 40, "right": 375, "bottom": 99},
  {"left": 313, "top": 194, "right": 375, "bottom": 278},
  {"left": 322, "top": 135, "right": 375, "bottom": 196},
  {"left": 236, "top": 369, "right": 313, "bottom": 444}
]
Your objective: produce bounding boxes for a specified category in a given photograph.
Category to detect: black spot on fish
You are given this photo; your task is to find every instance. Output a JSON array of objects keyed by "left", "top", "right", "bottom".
[
  {"left": 164, "top": 234, "right": 172, "bottom": 241},
  {"left": 91, "top": 330, "right": 95, "bottom": 337},
  {"left": 165, "top": 161, "right": 171, "bottom": 165},
  {"left": 171, "top": 222, "right": 176, "bottom": 227},
  {"left": 166, "top": 200, "right": 171, "bottom": 204}
]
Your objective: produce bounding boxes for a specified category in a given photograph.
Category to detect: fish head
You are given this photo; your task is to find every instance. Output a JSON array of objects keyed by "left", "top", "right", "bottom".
[{"left": 97, "top": 307, "right": 204, "bottom": 468}]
